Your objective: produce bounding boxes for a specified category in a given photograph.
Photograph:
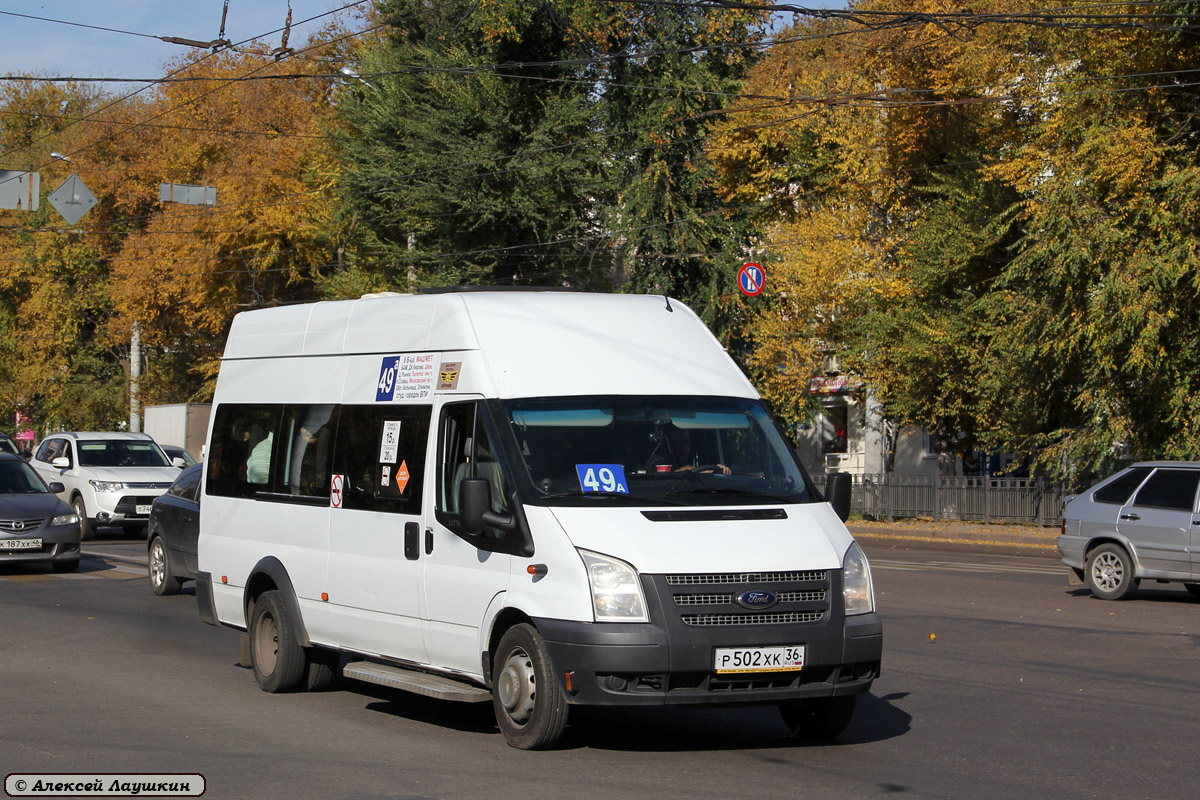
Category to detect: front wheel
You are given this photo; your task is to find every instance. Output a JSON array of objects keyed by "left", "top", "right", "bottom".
[
  {"left": 780, "top": 694, "right": 858, "bottom": 741},
  {"left": 72, "top": 496, "right": 94, "bottom": 541},
  {"left": 1086, "top": 543, "right": 1139, "bottom": 600},
  {"left": 492, "top": 623, "right": 568, "bottom": 750},
  {"left": 1183, "top": 583, "right": 1200, "bottom": 600},
  {"left": 249, "top": 590, "right": 307, "bottom": 693},
  {"left": 148, "top": 535, "right": 182, "bottom": 596}
]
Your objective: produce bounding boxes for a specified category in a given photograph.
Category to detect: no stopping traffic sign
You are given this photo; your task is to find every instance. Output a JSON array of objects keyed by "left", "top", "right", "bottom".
[{"left": 738, "top": 262, "right": 765, "bottom": 297}]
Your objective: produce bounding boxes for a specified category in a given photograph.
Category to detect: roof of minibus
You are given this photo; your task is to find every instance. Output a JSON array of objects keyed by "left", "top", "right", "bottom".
[{"left": 222, "top": 291, "right": 758, "bottom": 399}]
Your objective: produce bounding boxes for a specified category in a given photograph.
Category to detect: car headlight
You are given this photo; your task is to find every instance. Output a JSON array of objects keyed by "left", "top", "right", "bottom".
[
  {"left": 843, "top": 541, "right": 875, "bottom": 615},
  {"left": 51, "top": 513, "right": 80, "bottom": 527},
  {"left": 89, "top": 480, "right": 125, "bottom": 492},
  {"left": 579, "top": 549, "right": 649, "bottom": 622}
]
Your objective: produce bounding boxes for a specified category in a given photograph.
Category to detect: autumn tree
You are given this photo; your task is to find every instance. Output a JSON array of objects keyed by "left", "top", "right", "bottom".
[{"left": 712, "top": 0, "right": 1200, "bottom": 480}]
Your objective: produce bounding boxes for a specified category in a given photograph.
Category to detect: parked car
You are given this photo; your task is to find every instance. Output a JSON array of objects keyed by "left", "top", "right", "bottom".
[
  {"left": 31, "top": 432, "right": 182, "bottom": 540},
  {"left": 1058, "top": 462, "right": 1200, "bottom": 600},
  {"left": 159, "top": 444, "right": 198, "bottom": 468},
  {"left": 0, "top": 432, "right": 20, "bottom": 457},
  {"left": 0, "top": 452, "right": 82, "bottom": 573},
  {"left": 147, "top": 462, "right": 201, "bottom": 595}
]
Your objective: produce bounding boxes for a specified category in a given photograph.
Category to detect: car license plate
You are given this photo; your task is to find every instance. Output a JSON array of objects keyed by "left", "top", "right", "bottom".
[
  {"left": 2, "top": 538, "right": 43, "bottom": 551},
  {"left": 136, "top": 504, "right": 153, "bottom": 515},
  {"left": 714, "top": 645, "right": 805, "bottom": 674}
]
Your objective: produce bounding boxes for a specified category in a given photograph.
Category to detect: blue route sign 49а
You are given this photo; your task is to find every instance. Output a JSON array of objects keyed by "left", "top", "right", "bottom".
[{"left": 738, "top": 262, "right": 765, "bottom": 297}]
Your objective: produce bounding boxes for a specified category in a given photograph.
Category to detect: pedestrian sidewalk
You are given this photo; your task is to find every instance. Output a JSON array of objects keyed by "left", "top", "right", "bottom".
[{"left": 847, "top": 517, "right": 1059, "bottom": 555}]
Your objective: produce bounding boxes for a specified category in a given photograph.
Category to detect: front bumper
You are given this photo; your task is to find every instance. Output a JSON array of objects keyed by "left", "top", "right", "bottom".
[
  {"left": 0, "top": 524, "right": 82, "bottom": 565},
  {"left": 533, "top": 569, "right": 882, "bottom": 708}
]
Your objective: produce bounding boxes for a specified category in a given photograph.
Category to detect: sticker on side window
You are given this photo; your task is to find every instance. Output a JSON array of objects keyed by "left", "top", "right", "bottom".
[{"left": 576, "top": 464, "right": 629, "bottom": 494}]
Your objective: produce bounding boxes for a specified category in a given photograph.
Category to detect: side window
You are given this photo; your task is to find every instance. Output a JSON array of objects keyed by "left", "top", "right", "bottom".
[
  {"left": 437, "top": 402, "right": 509, "bottom": 530},
  {"left": 1132, "top": 470, "right": 1200, "bottom": 512},
  {"left": 276, "top": 405, "right": 337, "bottom": 498},
  {"left": 334, "top": 405, "right": 430, "bottom": 515},
  {"left": 170, "top": 469, "right": 202, "bottom": 502},
  {"left": 207, "top": 404, "right": 281, "bottom": 499},
  {"left": 1093, "top": 468, "right": 1153, "bottom": 505},
  {"left": 34, "top": 439, "right": 54, "bottom": 462}
]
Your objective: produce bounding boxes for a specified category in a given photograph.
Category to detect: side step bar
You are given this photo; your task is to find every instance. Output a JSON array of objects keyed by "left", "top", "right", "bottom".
[{"left": 342, "top": 661, "right": 492, "bottom": 703}]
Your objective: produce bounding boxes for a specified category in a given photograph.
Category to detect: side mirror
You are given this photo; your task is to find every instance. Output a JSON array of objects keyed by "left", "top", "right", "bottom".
[
  {"left": 52, "top": 456, "right": 70, "bottom": 469},
  {"left": 48, "top": 481, "right": 65, "bottom": 494},
  {"left": 172, "top": 457, "right": 187, "bottom": 469},
  {"left": 824, "top": 471, "right": 852, "bottom": 522},
  {"left": 460, "top": 477, "right": 516, "bottom": 536}
]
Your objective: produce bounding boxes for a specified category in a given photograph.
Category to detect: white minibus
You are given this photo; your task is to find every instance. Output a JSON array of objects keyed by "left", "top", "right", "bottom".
[{"left": 195, "top": 290, "right": 881, "bottom": 749}]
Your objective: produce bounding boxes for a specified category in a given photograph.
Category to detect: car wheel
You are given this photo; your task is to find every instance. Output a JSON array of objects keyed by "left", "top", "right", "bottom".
[
  {"left": 779, "top": 695, "right": 858, "bottom": 741},
  {"left": 249, "top": 590, "right": 307, "bottom": 693},
  {"left": 1183, "top": 583, "right": 1200, "bottom": 600},
  {"left": 148, "top": 535, "right": 182, "bottom": 596},
  {"left": 52, "top": 559, "right": 80, "bottom": 574},
  {"left": 1086, "top": 543, "right": 1139, "bottom": 600},
  {"left": 492, "top": 623, "right": 568, "bottom": 750},
  {"left": 72, "top": 496, "right": 94, "bottom": 541}
]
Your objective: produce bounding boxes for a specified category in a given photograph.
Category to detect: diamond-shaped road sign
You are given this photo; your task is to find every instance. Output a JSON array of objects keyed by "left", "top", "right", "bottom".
[{"left": 48, "top": 173, "right": 97, "bottom": 225}]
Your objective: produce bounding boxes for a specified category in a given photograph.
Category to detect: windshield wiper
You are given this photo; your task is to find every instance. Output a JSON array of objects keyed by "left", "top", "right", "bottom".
[
  {"left": 666, "top": 487, "right": 795, "bottom": 503},
  {"left": 540, "top": 490, "right": 681, "bottom": 506}
]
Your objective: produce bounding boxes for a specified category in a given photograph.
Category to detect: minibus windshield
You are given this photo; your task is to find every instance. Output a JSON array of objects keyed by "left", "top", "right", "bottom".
[{"left": 504, "top": 396, "right": 816, "bottom": 506}]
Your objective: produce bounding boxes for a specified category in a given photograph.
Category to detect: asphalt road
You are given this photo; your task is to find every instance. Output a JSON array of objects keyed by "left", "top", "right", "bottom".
[{"left": 2, "top": 536, "right": 1199, "bottom": 800}]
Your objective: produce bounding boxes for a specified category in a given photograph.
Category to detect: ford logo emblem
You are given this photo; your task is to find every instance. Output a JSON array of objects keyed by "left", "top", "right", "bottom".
[{"left": 735, "top": 590, "right": 778, "bottom": 610}]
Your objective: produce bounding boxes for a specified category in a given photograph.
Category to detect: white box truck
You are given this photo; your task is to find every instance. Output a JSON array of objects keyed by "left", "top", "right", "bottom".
[{"left": 195, "top": 290, "right": 881, "bottom": 749}]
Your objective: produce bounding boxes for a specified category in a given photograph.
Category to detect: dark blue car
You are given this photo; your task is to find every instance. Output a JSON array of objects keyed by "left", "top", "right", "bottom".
[{"left": 147, "top": 462, "right": 202, "bottom": 595}]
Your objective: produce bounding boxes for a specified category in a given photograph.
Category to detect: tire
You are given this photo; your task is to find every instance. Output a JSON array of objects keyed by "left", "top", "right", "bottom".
[
  {"left": 779, "top": 694, "right": 858, "bottom": 741},
  {"left": 73, "top": 496, "right": 94, "bottom": 541},
  {"left": 304, "top": 646, "right": 340, "bottom": 691},
  {"left": 148, "top": 535, "right": 182, "bottom": 596},
  {"left": 492, "top": 623, "right": 569, "bottom": 750},
  {"left": 1184, "top": 583, "right": 1200, "bottom": 600},
  {"left": 249, "top": 590, "right": 307, "bottom": 693},
  {"left": 52, "top": 559, "right": 80, "bottom": 574},
  {"left": 1086, "top": 543, "right": 1139, "bottom": 601}
]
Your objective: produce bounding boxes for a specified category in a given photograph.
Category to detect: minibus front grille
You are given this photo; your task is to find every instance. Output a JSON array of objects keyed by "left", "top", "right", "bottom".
[
  {"left": 655, "top": 569, "right": 833, "bottom": 628},
  {"left": 674, "top": 590, "right": 827, "bottom": 606},
  {"left": 681, "top": 610, "right": 826, "bottom": 626},
  {"left": 665, "top": 570, "right": 827, "bottom": 586}
]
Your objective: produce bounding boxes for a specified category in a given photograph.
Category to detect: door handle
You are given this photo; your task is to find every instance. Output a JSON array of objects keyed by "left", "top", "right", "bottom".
[
  {"left": 404, "top": 522, "right": 419, "bottom": 561},
  {"left": 1120, "top": 513, "right": 1140, "bottom": 521},
  {"left": 425, "top": 528, "right": 434, "bottom": 555}
]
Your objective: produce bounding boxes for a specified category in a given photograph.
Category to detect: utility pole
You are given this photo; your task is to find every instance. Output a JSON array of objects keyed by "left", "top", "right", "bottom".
[{"left": 130, "top": 321, "right": 142, "bottom": 432}]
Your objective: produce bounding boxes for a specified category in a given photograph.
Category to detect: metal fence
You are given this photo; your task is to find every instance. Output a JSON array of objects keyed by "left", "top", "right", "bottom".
[{"left": 847, "top": 473, "right": 1066, "bottom": 527}]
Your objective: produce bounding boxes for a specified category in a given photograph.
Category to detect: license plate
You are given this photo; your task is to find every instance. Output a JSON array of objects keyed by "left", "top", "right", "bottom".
[
  {"left": 136, "top": 504, "right": 153, "bottom": 515},
  {"left": 714, "top": 645, "right": 805, "bottom": 674},
  {"left": 1, "top": 538, "right": 43, "bottom": 551}
]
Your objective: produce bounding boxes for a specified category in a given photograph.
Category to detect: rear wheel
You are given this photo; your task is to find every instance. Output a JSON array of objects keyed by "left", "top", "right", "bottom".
[
  {"left": 492, "top": 623, "right": 568, "bottom": 750},
  {"left": 148, "top": 535, "right": 182, "bottom": 596},
  {"left": 1086, "top": 543, "right": 1139, "bottom": 600},
  {"left": 249, "top": 590, "right": 307, "bottom": 693},
  {"left": 779, "top": 695, "right": 858, "bottom": 741},
  {"left": 304, "top": 646, "right": 340, "bottom": 691},
  {"left": 72, "top": 497, "right": 94, "bottom": 541}
]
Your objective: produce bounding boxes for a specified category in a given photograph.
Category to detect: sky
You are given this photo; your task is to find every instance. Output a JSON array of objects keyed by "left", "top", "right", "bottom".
[
  {"left": 0, "top": 1, "right": 364, "bottom": 84},
  {"left": 0, "top": 2, "right": 848, "bottom": 86}
]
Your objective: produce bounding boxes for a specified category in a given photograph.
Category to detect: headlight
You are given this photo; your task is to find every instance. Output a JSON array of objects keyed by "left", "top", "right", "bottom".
[
  {"left": 89, "top": 480, "right": 125, "bottom": 492},
  {"left": 52, "top": 513, "right": 80, "bottom": 527},
  {"left": 843, "top": 541, "right": 875, "bottom": 615},
  {"left": 579, "top": 549, "right": 649, "bottom": 622}
]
